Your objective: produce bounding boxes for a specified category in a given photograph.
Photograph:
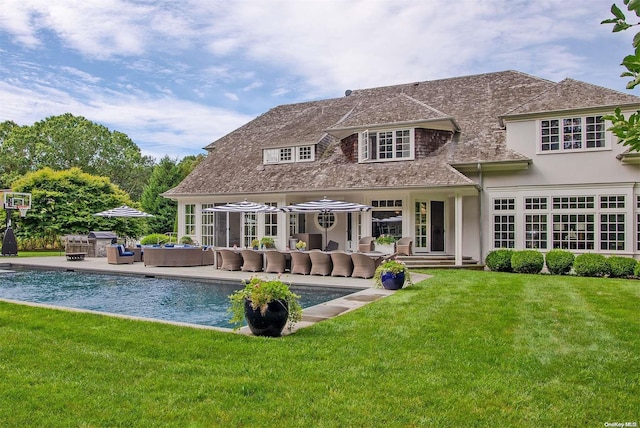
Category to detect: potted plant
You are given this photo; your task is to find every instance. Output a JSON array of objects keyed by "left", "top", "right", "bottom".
[
  {"left": 260, "top": 236, "right": 275, "bottom": 249},
  {"left": 295, "top": 240, "right": 307, "bottom": 251},
  {"left": 374, "top": 259, "right": 412, "bottom": 290},
  {"left": 228, "top": 276, "right": 303, "bottom": 337},
  {"left": 250, "top": 239, "right": 260, "bottom": 250},
  {"left": 375, "top": 234, "right": 397, "bottom": 254}
]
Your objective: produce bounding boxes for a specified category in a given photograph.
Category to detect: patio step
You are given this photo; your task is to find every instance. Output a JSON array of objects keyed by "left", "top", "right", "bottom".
[{"left": 396, "top": 255, "right": 484, "bottom": 269}]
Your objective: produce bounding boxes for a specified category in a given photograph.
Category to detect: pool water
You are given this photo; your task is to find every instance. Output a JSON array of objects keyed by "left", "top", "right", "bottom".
[{"left": 0, "top": 269, "right": 358, "bottom": 328}]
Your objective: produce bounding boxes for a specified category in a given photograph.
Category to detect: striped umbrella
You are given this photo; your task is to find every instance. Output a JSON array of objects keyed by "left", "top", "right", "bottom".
[
  {"left": 202, "top": 200, "right": 280, "bottom": 213},
  {"left": 94, "top": 205, "right": 154, "bottom": 218},
  {"left": 280, "top": 197, "right": 372, "bottom": 246}
]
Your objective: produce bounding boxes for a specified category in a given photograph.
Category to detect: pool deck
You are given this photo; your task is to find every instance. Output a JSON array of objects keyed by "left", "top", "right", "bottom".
[{"left": 1, "top": 256, "right": 429, "bottom": 336}]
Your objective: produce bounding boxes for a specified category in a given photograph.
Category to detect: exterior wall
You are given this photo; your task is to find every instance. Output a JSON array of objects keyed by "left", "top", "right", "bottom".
[
  {"left": 414, "top": 128, "right": 453, "bottom": 158},
  {"left": 478, "top": 116, "right": 640, "bottom": 260}
]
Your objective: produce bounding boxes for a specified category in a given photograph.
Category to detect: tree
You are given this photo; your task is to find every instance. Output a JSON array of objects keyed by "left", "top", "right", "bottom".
[
  {"left": 140, "top": 154, "right": 205, "bottom": 235},
  {"left": 602, "top": 1, "right": 640, "bottom": 152},
  {"left": 0, "top": 113, "right": 154, "bottom": 198},
  {"left": 10, "top": 167, "right": 147, "bottom": 246}
]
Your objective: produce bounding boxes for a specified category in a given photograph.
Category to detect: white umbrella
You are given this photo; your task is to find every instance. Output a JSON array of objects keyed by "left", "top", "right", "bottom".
[
  {"left": 202, "top": 200, "right": 279, "bottom": 213},
  {"left": 280, "top": 197, "right": 372, "bottom": 245},
  {"left": 94, "top": 205, "right": 154, "bottom": 218}
]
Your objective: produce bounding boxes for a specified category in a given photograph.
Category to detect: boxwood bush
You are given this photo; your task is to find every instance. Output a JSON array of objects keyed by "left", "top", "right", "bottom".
[
  {"left": 485, "top": 249, "right": 514, "bottom": 272},
  {"left": 635, "top": 260, "right": 640, "bottom": 278},
  {"left": 607, "top": 256, "right": 637, "bottom": 278},
  {"left": 545, "top": 249, "right": 575, "bottom": 275},
  {"left": 140, "top": 233, "right": 171, "bottom": 245},
  {"left": 511, "top": 250, "right": 544, "bottom": 274},
  {"left": 573, "top": 253, "right": 611, "bottom": 277}
]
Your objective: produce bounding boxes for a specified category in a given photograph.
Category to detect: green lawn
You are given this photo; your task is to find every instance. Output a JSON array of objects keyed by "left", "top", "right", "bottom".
[{"left": 0, "top": 269, "right": 638, "bottom": 426}]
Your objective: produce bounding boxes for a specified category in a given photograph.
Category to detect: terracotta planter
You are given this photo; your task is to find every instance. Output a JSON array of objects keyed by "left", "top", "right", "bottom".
[
  {"left": 244, "top": 298, "right": 289, "bottom": 337},
  {"left": 380, "top": 271, "right": 405, "bottom": 290}
]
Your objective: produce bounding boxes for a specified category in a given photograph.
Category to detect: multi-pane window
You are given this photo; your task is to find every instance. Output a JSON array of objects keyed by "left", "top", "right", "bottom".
[
  {"left": 552, "top": 196, "right": 594, "bottom": 210},
  {"left": 540, "top": 116, "right": 606, "bottom": 152},
  {"left": 243, "top": 213, "right": 257, "bottom": 248},
  {"left": 600, "top": 213, "right": 625, "bottom": 251},
  {"left": 525, "top": 197, "right": 547, "bottom": 210},
  {"left": 600, "top": 195, "right": 625, "bottom": 209},
  {"left": 184, "top": 204, "right": 196, "bottom": 235},
  {"left": 552, "top": 214, "right": 595, "bottom": 250},
  {"left": 494, "top": 215, "right": 515, "bottom": 248},
  {"left": 360, "top": 128, "right": 414, "bottom": 162},
  {"left": 494, "top": 198, "right": 515, "bottom": 211},
  {"left": 525, "top": 214, "right": 547, "bottom": 249},
  {"left": 201, "top": 203, "right": 215, "bottom": 246},
  {"left": 297, "top": 146, "right": 314, "bottom": 161},
  {"left": 264, "top": 202, "right": 278, "bottom": 237},
  {"left": 289, "top": 213, "right": 306, "bottom": 235},
  {"left": 263, "top": 146, "right": 313, "bottom": 164}
]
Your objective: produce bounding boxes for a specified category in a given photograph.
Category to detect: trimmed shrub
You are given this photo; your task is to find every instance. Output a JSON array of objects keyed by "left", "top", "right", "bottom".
[
  {"left": 635, "top": 261, "right": 640, "bottom": 278},
  {"left": 608, "top": 256, "right": 637, "bottom": 278},
  {"left": 140, "top": 233, "right": 171, "bottom": 245},
  {"left": 485, "top": 249, "right": 514, "bottom": 272},
  {"left": 573, "top": 253, "right": 611, "bottom": 277},
  {"left": 180, "top": 236, "right": 194, "bottom": 245},
  {"left": 545, "top": 249, "right": 575, "bottom": 275},
  {"left": 511, "top": 250, "right": 544, "bottom": 274}
]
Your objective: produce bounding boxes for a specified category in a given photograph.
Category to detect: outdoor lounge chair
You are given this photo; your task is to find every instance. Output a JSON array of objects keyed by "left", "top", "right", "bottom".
[
  {"left": 241, "top": 249, "right": 264, "bottom": 272},
  {"left": 357, "top": 236, "right": 375, "bottom": 253},
  {"left": 290, "top": 251, "right": 311, "bottom": 275},
  {"left": 106, "top": 244, "right": 134, "bottom": 264},
  {"left": 219, "top": 249, "right": 242, "bottom": 271},
  {"left": 264, "top": 250, "right": 287, "bottom": 274},
  {"left": 396, "top": 237, "right": 413, "bottom": 256},
  {"left": 309, "top": 250, "right": 332, "bottom": 276},
  {"left": 324, "top": 240, "right": 339, "bottom": 251},
  {"left": 330, "top": 251, "right": 354, "bottom": 277},
  {"left": 351, "top": 252, "right": 381, "bottom": 279}
]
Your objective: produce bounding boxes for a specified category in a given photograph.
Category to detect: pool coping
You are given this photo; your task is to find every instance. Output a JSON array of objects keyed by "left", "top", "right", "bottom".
[{"left": 0, "top": 256, "right": 430, "bottom": 336}]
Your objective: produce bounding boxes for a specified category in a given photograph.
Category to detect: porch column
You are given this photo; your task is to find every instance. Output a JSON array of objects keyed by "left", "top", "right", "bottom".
[{"left": 455, "top": 193, "right": 463, "bottom": 266}]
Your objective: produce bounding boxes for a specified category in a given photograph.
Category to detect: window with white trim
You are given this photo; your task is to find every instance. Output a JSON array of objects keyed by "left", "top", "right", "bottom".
[
  {"left": 600, "top": 213, "right": 625, "bottom": 251},
  {"left": 201, "top": 203, "right": 215, "bottom": 246},
  {"left": 264, "top": 202, "right": 277, "bottom": 237},
  {"left": 359, "top": 128, "right": 414, "bottom": 162},
  {"left": 493, "top": 198, "right": 515, "bottom": 248},
  {"left": 263, "top": 145, "right": 314, "bottom": 164},
  {"left": 184, "top": 204, "right": 195, "bottom": 235},
  {"left": 525, "top": 214, "right": 547, "bottom": 249},
  {"left": 552, "top": 214, "right": 595, "bottom": 250},
  {"left": 243, "top": 213, "right": 257, "bottom": 248},
  {"left": 540, "top": 115, "right": 607, "bottom": 152}
]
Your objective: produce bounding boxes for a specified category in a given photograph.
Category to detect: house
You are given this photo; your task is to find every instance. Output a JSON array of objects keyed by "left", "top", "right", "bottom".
[{"left": 164, "top": 70, "right": 640, "bottom": 264}]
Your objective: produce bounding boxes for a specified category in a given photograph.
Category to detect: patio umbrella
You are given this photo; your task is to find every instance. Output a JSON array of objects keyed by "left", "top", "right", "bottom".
[
  {"left": 202, "top": 200, "right": 280, "bottom": 213},
  {"left": 280, "top": 197, "right": 372, "bottom": 245},
  {"left": 94, "top": 205, "right": 155, "bottom": 218}
]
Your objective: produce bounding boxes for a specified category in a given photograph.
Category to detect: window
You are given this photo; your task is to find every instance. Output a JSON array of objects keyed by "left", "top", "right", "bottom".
[
  {"left": 494, "top": 198, "right": 515, "bottom": 211},
  {"left": 359, "top": 128, "right": 414, "bottom": 162},
  {"left": 243, "top": 213, "right": 257, "bottom": 248},
  {"left": 494, "top": 215, "right": 515, "bottom": 248},
  {"left": 600, "top": 195, "right": 625, "bottom": 209},
  {"left": 600, "top": 213, "right": 625, "bottom": 251},
  {"left": 264, "top": 202, "right": 277, "bottom": 237},
  {"left": 540, "top": 115, "right": 606, "bottom": 152},
  {"left": 201, "top": 203, "right": 215, "bottom": 246},
  {"left": 372, "top": 199, "right": 403, "bottom": 239},
  {"left": 317, "top": 212, "right": 335, "bottom": 230},
  {"left": 525, "top": 197, "right": 547, "bottom": 210},
  {"left": 552, "top": 214, "right": 595, "bottom": 250},
  {"left": 552, "top": 196, "right": 594, "bottom": 210},
  {"left": 525, "top": 214, "right": 547, "bottom": 249},
  {"left": 263, "top": 145, "right": 314, "bottom": 164},
  {"left": 184, "top": 204, "right": 195, "bottom": 235}
]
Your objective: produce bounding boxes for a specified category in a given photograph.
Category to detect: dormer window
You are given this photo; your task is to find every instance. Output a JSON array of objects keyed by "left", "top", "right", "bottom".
[
  {"left": 263, "top": 145, "right": 315, "bottom": 164},
  {"left": 359, "top": 128, "right": 414, "bottom": 162}
]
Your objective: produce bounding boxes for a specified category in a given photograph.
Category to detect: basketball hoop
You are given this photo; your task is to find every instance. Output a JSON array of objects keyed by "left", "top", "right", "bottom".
[{"left": 17, "top": 205, "right": 28, "bottom": 218}]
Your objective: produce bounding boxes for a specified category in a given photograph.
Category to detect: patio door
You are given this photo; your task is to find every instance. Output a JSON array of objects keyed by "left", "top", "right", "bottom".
[{"left": 414, "top": 200, "right": 445, "bottom": 252}]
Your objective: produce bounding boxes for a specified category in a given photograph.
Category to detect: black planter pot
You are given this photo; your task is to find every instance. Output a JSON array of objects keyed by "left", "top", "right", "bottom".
[
  {"left": 380, "top": 271, "right": 405, "bottom": 290},
  {"left": 244, "top": 298, "right": 289, "bottom": 337}
]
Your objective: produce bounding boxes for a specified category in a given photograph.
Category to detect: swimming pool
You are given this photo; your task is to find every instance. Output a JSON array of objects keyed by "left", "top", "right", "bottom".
[{"left": 0, "top": 268, "right": 360, "bottom": 328}]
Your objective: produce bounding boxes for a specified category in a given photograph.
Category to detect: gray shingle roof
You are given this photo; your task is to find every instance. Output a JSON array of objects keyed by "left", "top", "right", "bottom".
[{"left": 166, "top": 70, "right": 640, "bottom": 197}]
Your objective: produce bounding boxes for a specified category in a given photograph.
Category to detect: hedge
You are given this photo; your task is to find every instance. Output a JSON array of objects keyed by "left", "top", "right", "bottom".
[
  {"left": 485, "top": 249, "right": 514, "bottom": 272},
  {"left": 511, "top": 250, "right": 544, "bottom": 274},
  {"left": 545, "top": 249, "right": 575, "bottom": 275},
  {"left": 573, "top": 253, "right": 611, "bottom": 277}
]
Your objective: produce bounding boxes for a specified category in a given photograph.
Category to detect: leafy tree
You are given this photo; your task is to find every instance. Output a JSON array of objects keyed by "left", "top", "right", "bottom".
[
  {"left": 139, "top": 154, "right": 205, "bottom": 234},
  {"left": 10, "top": 167, "right": 147, "bottom": 245},
  {"left": 602, "top": 1, "right": 640, "bottom": 151},
  {"left": 0, "top": 113, "right": 154, "bottom": 198}
]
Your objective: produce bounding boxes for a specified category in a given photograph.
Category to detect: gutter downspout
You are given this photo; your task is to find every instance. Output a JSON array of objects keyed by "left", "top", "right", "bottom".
[{"left": 477, "top": 163, "right": 484, "bottom": 264}]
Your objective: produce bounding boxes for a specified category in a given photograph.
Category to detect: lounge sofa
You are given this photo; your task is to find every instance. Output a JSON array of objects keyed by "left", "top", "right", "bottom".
[{"left": 143, "top": 246, "right": 214, "bottom": 267}]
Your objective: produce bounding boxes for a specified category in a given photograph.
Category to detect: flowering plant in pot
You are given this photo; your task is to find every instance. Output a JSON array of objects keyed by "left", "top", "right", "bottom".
[
  {"left": 374, "top": 259, "right": 412, "bottom": 290},
  {"left": 295, "top": 240, "right": 307, "bottom": 250},
  {"left": 375, "top": 234, "right": 397, "bottom": 245},
  {"left": 260, "top": 236, "right": 275, "bottom": 249},
  {"left": 228, "top": 276, "right": 302, "bottom": 336}
]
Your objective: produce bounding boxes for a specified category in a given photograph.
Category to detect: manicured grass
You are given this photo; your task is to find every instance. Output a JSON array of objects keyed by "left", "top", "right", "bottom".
[
  {"left": 16, "top": 250, "right": 63, "bottom": 257},
  {"left": 0, "top": 270, "right": 638, "bottom": 426}
]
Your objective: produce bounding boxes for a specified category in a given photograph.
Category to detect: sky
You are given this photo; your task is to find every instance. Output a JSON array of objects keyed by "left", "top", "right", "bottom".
[{"left": 0, "top": 0, "right": 636, "bottom": 161}]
